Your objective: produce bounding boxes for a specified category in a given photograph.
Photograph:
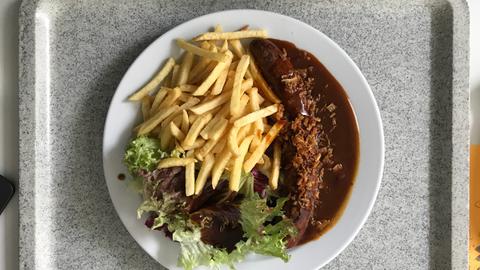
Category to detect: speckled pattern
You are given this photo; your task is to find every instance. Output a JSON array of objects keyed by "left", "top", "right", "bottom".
[{"left": 18, "top": 0, "right": 469, "bottom": 269}]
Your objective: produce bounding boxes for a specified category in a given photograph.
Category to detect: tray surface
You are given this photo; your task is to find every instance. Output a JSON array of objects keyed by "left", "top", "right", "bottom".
[{"left": 19, "top": 0, "right": 469, "bottom": 269}]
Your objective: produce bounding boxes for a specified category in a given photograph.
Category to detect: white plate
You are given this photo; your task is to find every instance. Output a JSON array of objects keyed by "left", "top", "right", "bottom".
[{"left": 103, "top": 9, "right": 384, "bottom": 270}]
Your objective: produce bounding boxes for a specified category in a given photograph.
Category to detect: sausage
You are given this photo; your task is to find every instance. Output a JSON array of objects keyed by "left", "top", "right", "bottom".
[
  {"left": 249, "top": 39, "right": 309, "bottom": 117},
  {"left": 250, "top": 39, "right": 324, "bottom": 248}
]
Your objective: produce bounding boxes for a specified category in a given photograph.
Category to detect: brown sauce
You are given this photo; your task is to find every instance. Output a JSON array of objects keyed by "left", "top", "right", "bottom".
[{"left": 270, "top": 39, "right": 360, "bottom": 243}]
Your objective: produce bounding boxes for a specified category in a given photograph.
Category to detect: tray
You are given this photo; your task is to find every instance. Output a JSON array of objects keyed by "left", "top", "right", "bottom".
[{"left": 18, "top": 0, "right": 470, "bottom": 269}]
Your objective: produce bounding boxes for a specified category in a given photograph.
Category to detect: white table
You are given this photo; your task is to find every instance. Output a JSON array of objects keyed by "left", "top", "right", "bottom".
[{"left": 0, "top": 0, "right": 478, "bottom": 269}]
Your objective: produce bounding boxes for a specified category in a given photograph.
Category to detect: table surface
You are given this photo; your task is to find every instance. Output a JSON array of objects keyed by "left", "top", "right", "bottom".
[{"left": 0, "top": 1, "right": 478, "bottom": 269}]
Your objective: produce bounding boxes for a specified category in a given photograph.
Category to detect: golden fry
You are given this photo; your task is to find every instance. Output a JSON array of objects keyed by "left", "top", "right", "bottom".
[
  {"left": 209, "top": 118, "right": 229, "bottom": 141},
  {"left": 247, "top": 87, "right": 264, "bottom": 132},
  {"left": 229, "top": 135, "right": 254, "bottom": 191},
  {"left": 150, "top": 87, "right": 169, "bottom": 114},
  {"left": 178, "top": 92, "right": 191, "bottom": 103},
  {"left": 230, "top": 55, "right": 250, "bottom": 116},
  {"left": 270, "top": 142, "right": 281, "bottom": 189},
  {"left": 170, "top": 122, "right": 186, "bottom": 141},
  {"left": 247, "top": 51, "right": 281, "bottom": 103},
  {"left": 227, "top": 126, "right": 240, "bottom": 156},
  {"left": 211, "top": 68, "right": 229, "bottom": 95},
  {"left": 194, "top": 153, "right": 215, "bottom": 194},
  {"left": 229, "top": 95, "right": 250, "bottom": 121},
  {"left": 189, "top": 61, "right": 217, "bottom": 84},
  {"left": 192, "top": 51, "right": 233, "bottom": 96},
  {"left": 243, "top": 120, "right": 286, "bottom": 172},
  {"left": 159, "top": 124, "right": 173, "bottom": 150},
  {"left": 220, "top": 40, "right": 228, "bottom": 52},
  {"left": 211, "top": 147, "right": 232, "bottom": 189},
  {"left": 183, "top": 138, "right": 206, "bottom": 151},
  {"left": 158, "top": 87, "right": 181, "bottom": 110},
  {"left": 182, "top": 113, "right": 212, "bottom": 148},
  {"left": 137, "top": 105, "right": 179, "bottom": 135},
  {"left": 129, "top": 58, "right": 175, "bottom": 101},
  {"left": 176, "top": 39, "right": 228, "bottom": 62},
  {"left": 181, "top": 110, "right": 189, "bottom": 134},
  {"left": 141, "top": 96, "right": 151, "bottom": 120},
  {"left": 179, "top": 84, "right": 197, "bottom": 93},
  {"left": 194, "top": 30, "right": 268, "bottom": 41},
  {"left": 233, "top": 104, "right": 278, "bottom": 127},
  {"left": 160, "top": 97, "right": 200, "bottom": 128},
  {"left": 190, "top": 91, "right": 231, "bottom": 115},
  {"left": 171, "top": 64, "right": 180, "bottom": 87},
  {"left": 212, "top": 136, "right": 227, "bottom": 154},
  {"left": 185, "top": 150, "right": 195, "bottom": 196},
  {"left": 177, "top": 52, "right": 194, "bottom": 86},
  {"left": 157, "top": 157, "right": 196, "bottom": 169},
  {"left": 241, "top": 78, "right": 253, "bottom": 93},
  {"left": 229, "top": 39, "right": 245, "bottom": 59}
]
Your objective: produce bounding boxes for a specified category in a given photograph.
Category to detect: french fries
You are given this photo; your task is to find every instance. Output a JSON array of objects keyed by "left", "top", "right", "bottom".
[
  {"left": 141, "top": 96, "right": 151, "bottom": 120},
  {"left": 194, "top": 153, "right": 215, "bottom": 194},
  {"left": 137, "top": 105, "right": 179, "bottom": 135},
  {"left": 230, "top": 55, "right": 250, "bottom": 116},
  {"left": 194, "top": 30, "right": 268, "bottom": 41},
  {"left": 170, "top": 122, "right": 186, "bottom": 141},
  {"left": 233, "top": 104, "right": 278, "bottom": 127},
  {"left": 176, "top": 39, "right": 229, "bottom": 63},
  {"left": 128, "top": 25, "right": 285, "bottom": 195},
  {"left": 171, "top": 64, "right": 180, "bottom": 86},
  {"left": 177, "top": 52, "right": 194, "bottom": 85},
  {"left": 211, "top": 68, "right": 229, "bottom": 95},
  {"left": 158, "top": 87, "right": 181, "bottom": 109},
  {"left": 230, "top": 135, "right": 254, "bottom": 191},
  {"left": 190, "top": 91, "right": 231, "bottom": 115},
  {"left": 247, "top": 51, "right": 281, "bottom": 103},
  {"left": 181, "top": 110, "right": 189, "bottom": 134},
  {"left": 157, "top": 157, "right": 196, "bottom": 169},
  {"left": 150, "top": 87, "right": 169, "bottom": 114},
  {"left": 185, "top": 150, "right": 195, "bottom": 196},
  {"left": 211, "top": 146, "right": 232, "bottom": 189},
  {"left": 192, "top": 51, "right": 233, "bottom": 96},
  {"left": 129, "top": 58, "right": 175, "bottom": 101},
  {"left": 182, "top": 113, "right": 212, "bottom": 148},
  {"left": 244, "top": 120, "right": 286, "bottom": 172},
  {"left": 270, "top": 142, "right": 281, "bottom": 189},
  {"left": 183, "top": 138, "right": 206, "bottom": 150}
]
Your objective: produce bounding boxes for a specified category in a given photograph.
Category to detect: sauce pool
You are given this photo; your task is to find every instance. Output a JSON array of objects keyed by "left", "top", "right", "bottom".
[{"left": 269, "top": 39, "right": 360, "bottom": 244}]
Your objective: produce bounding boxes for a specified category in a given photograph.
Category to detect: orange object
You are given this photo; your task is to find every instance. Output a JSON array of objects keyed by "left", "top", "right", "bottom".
[{"left": 470, "top": 145, "right": 480, "bottom": 270}]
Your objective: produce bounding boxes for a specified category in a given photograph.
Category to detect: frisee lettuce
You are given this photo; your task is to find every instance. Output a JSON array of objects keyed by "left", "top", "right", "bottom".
[
  {"left": 238, "top": 195, "right": 296, "bottom": 261},
  {"left": 124, "top": 136, "right": 183, "bottom": 175},
  {"left": 135, "top": 164, "right": 296, "bottom": 269}
]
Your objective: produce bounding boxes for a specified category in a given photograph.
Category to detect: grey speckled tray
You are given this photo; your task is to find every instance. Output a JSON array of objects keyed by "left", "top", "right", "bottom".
[{"left": 18, "top": 0, "right": 469, "bottom": 269}]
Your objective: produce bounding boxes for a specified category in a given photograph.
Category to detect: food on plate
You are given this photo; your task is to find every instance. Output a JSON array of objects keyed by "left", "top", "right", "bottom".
[{"left": 123, "top": 25, "right": 359, "bottom": 270}]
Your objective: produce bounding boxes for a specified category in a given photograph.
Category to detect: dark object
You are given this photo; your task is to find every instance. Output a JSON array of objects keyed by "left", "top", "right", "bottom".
[
  {"left": 250, "top": 39, "right": 309, "bottom": 117},
  {"left": 0, "top": 175, "right": 15, "bottom": 215},
  {"left": 250, "top": 38, "right": 360, "bottom": 246},
  {"left": 190, "top": 202, "right": 243, "bottom": 252}
]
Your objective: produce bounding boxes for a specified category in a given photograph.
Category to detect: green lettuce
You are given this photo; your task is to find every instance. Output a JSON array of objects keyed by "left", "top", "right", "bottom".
[
  {"left": 170, "top": 193, "right": 297, "bottom": 270},
  {"left": 174, "top": 228, "right": 245, "bottom": 270},
  {"left": 238, "top": 195, "right": 296, "bottom": 261},
  {"left": 136, "top": 168, "right": 296, "bottom": 270},
  {"left": 124, "top": 136, "right": 183, "bottom": 175}
]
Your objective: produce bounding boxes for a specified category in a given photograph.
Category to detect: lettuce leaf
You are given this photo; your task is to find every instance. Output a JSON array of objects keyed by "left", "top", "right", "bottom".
[
  {"left": 238, "top": 195, "right": 296, "bottom": 261},
  {"left": 170, "top": 194, "right": 296, "bottom": 270},
  {"left": 174, "top": 228, "right": 245, "bottom": 270},
  {"left": 136, "top": 166, "right": 295, "bottom": 269},
  {"left": 124, "top": 136, "right": 183, "bottom": 175}
]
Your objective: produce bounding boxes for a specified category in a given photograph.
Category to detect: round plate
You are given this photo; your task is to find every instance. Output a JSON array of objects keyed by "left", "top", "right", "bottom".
[{"left": 103, "top": 9, "right": 384, "bottom": 270}]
